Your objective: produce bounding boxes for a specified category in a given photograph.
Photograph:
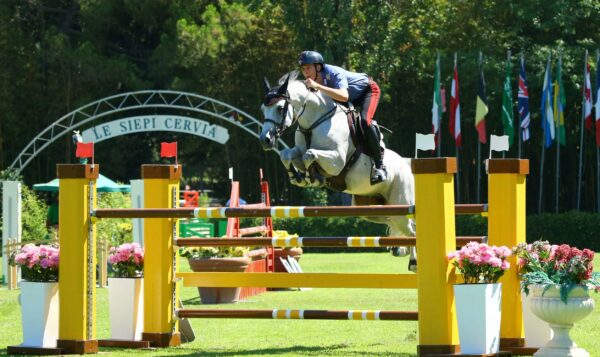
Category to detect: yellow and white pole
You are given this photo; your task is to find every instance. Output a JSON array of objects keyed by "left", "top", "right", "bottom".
[
  {"left": 487, "top": 159, "right": 529, "bottom": 349},
  {"left": 413, "top": 158, "right": 459, "bottom": 355},
  {"left": 141, "top": 165, "right": 181, "bottom": 347},
  {"left": 57, "top": 164, "right": 99, "bottom": 354}
]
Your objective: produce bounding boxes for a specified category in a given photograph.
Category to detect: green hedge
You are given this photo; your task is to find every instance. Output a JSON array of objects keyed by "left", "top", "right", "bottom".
[{"left": 242, "top": 211, "right": 600, "bottom": 253}]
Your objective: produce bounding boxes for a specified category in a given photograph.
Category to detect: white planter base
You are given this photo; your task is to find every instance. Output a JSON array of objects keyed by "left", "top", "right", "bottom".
[
  {"left": 20, "top": 282, "right": 59, "bottom": 348},
  {"left": 454, "top": 283, "right": 502, "bottom": 355},
  {"left": 533, "top": 325, "right": 590, "bottom": 357},
  {"left": 529, "top": 285, "right": 594, "bottom": 357},
  {"left": 108, "top": 278, "right": 144, "bottom": 340}
]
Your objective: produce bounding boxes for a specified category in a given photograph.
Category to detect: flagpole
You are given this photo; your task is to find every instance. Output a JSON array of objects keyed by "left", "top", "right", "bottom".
[
  {"left": 597, "top": 50, "right": 600, "bottom": 212},
  {"left": 539, "top": 143, "right": 546, "bottom": 213},
  {"left": 539, "top": 56, "right": 552, "bottom": 214},
  {"left": 454, "top": 52, "right": 460, "bottom": 203},
  {"left": 518, "top": 53, "right": 524, "bottom": 158},
  {"left": 555, "top": 53, "right": 562, "bottom": 213},
  {"left": 577, "top": 50, "right": 588, "bottom": 211},
  {"left": 503, "top": 49, "right": 511, "bottom": 159},
  {"left": 476, "top": 51, "right": 483, "bottom": 204},
  {"left": 477, "top": 143, "right": 481, "bottom": 203},
  {"left": 436, "top": 52, "right": 442, "bottom": 157}
]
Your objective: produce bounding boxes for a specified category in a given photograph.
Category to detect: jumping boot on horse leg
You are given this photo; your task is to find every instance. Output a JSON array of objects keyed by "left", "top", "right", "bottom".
[{"left": 365, "top": 124, "right": 387, "bottom": 185}]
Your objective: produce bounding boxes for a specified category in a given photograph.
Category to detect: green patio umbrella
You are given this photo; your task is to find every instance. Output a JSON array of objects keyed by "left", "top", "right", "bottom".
[{"left": 33, "top": 174, "right": 131, "bottom": 193}]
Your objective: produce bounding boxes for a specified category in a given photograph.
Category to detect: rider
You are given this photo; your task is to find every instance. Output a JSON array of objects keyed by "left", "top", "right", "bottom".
[{"left": 298, "top": 50, "right": 387, "bottom": 184}]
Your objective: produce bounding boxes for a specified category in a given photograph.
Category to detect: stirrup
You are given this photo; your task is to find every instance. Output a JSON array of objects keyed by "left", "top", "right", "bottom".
[{"left": 370, "top": 167, "right": 388, "bottom": 185}]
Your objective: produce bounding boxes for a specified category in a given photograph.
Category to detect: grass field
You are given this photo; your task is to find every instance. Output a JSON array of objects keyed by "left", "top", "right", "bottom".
[{"left": 1, "top": 252, "right": 600, "bottom": 356}]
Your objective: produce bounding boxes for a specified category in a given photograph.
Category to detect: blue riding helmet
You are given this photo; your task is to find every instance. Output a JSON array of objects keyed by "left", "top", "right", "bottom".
[{"left": 298, "top": 51, "right": 324, "bottom": 66}]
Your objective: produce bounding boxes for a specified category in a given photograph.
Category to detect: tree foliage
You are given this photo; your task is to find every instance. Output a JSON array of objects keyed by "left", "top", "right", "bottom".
[{"left": 1, "top": 0, "right": 600, "bottom": 212}]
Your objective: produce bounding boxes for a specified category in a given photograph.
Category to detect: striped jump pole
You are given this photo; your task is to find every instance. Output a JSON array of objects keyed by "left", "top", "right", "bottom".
[
  {"left": 487, "top": 159, "right": 529, "bottom": 351},
  {"left": 141, "top": 165, "right": 181, "bottom": 347},
  {"left": 177, "top": 309, "right": 418, "bottom": 321},
  {"left": 57, "top": 164, "right": 99, "bottom": 354},
  {"left": 174, "top": 236, "right": 487, "bottom": 248},
  {"left": 412, "top": 158, "right": 459, "bottom": 356},
  {"left": 93, "top": 203, "right": 486, "bottom": 219}
]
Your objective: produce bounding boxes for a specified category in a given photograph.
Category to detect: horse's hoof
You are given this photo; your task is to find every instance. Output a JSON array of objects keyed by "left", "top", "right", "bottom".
[{"left": 408, "top": 259, "right": 417, "bottom": 273}]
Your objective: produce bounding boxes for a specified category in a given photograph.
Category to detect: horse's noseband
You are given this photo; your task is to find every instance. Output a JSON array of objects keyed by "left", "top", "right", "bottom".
[{"left": 263, "top": 92, "right": 291, "bottom": 139}]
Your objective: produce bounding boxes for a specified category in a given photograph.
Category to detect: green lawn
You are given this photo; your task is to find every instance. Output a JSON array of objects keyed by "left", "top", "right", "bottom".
[{"left": 1, "top": 253, "right": 600, "bottom": 356}]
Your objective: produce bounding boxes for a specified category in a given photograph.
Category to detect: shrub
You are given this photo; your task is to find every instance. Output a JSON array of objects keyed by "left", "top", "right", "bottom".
[{"left": 96, "top": 192, "right": 132, "bottom": 247}]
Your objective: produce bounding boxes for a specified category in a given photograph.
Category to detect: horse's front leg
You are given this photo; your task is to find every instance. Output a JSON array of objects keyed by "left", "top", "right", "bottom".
[
  {"left": 302, "top": 148, "right": 345, "bottom": 186},
  {"left": 280, "top": 147, "right": 308, "bottom": 187}
]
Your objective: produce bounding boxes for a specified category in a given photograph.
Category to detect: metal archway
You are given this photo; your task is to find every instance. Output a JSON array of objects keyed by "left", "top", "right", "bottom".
[{"left": 10, "top": 90, "right": 288, "bottom": 173}]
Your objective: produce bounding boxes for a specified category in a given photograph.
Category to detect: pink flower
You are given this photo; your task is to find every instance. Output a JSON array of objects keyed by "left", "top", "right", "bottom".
[
  {"left": 108, "top": 243, "right": 144, "bottom": 278},
  {"left": 447, "top": 242, "right": 512, "bottom": 284},
  {"left": 8, "top": 244, "right": 59, "bottom": 282}
]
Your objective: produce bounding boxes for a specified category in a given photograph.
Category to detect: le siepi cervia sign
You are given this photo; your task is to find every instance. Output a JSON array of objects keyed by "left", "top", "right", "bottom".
[{"left": 81, "top": 115, "right": 230, "bottom": 144}]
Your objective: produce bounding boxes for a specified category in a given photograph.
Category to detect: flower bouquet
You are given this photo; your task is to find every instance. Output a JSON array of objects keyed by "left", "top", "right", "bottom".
[
  {"left": 108, "top": 242, "right": 144, "bottom": 278},
  {"left": 9, "top": 244, "right": 59, "bottom": 282},
  {"left": 447, "top": 242, "right": 512, "bottom": 354},
  {"left": 514, "top": 241, "right": 600, "bottom": 302},
  {"left": 447, "top": 241, "right": 512, "bottom": 284},
  {"left": 9, "top": 244, "right": 60, "bottom": 347}
]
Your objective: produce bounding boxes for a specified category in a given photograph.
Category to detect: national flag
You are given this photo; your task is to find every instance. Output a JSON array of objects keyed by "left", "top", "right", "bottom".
[
  {"left": 584, "top": 61, "right": 593, "bottom": 131},
  {"left": 596, "top": 55, "right": 600, "bottom": 146},
  {"left": 541, "top": 58, "right": 555, "bottom": 148},
  {"left": 432, "top": 55, "right": 442, "bottom": 147},
  {"left": 475, "top": 55, "right": 488, "bottom": 144},
  {"left": 554, "top": 58, "right": 566, "bottom": 146},
  {"left": 518, "top": 57, "right": 531, "bottom": 142},
  {"left": 161, "top": 142, "right": 178, "bottom": 158},
  {"left": 75, "top": 142, "right": 94, "bottom": 158},
  {"left": 501, "top": 57, "right": 515, "bottom": 146},
  {"left": 449, "top": 61, "right": 461, "bottom": 147}
]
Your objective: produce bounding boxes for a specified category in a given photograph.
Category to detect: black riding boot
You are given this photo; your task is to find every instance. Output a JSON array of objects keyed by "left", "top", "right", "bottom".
[{"left": 365, "top": 124, "right": 387, "bottom": 184}]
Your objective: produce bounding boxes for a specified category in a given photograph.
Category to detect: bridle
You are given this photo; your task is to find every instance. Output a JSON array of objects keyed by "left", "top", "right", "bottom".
[
  {"left": 263, "top": 92, "right": 293, "bottom": 139},
  {"left": 263, "top": 89, "right": 311, "bottom": 140}
]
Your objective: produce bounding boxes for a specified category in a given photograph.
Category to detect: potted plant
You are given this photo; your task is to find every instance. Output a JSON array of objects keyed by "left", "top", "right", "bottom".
[
  {"left": 107, "top": 242, "right": 144, "bottom": 340},
  {"left": 9, "top": 243, "right": 60, "bottom": 348},
  {"left": 516, "top": 241, "right": 600, "bottom": 357},
  {"left": 179, "top": 246, "right": 251, "bottom": 304},
  {"left": 447, "top": 242, "right": 512, "bottom": 355}
]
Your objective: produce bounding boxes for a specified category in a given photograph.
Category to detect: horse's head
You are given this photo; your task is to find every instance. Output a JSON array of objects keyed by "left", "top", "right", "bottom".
[{"left": 259, "top": 74, "right": 294, "bottom": 150}]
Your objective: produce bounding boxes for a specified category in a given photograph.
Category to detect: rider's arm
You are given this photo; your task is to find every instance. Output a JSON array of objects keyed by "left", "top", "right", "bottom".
[{"left": 305, "top": 80, "right": 349, "bottom": 102}]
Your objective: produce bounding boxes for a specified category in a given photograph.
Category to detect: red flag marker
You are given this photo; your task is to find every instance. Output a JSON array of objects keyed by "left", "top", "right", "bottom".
[
  {"left": 161, "top": 142, "right": 178, "bottom": 165},
  {"left": 76, "top": 142, "right": 94, "bottom": 158}
]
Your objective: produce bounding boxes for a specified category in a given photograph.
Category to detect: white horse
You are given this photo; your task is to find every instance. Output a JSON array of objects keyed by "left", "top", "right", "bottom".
[{"left": 259, "top": 73, "right": 417, "bottom": 270}]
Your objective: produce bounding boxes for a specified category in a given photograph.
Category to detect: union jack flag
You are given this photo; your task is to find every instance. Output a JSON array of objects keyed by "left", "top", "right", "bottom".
[{"left": 518, "top": 58, "right": 530, "bottom": 142}]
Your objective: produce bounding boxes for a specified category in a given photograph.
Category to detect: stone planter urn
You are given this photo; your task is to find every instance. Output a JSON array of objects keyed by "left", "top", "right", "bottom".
[
  {"left": 528, "top": 284, "right": 595, "bottom": 357},
  {"left": 188, "top": 257, "right": 251, "bottom": 304}
]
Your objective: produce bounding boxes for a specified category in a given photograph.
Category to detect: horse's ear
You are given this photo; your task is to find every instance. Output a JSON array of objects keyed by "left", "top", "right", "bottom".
[
  {"left": 277, "top": 74, "right": 290, "bottom": 96},
  {"left": 263, "top": 77, "right": 271, "bottom": 94}
]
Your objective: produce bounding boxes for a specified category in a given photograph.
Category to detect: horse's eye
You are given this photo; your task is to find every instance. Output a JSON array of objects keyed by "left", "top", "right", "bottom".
[{"left": 277, "top": 106, "right": 284, "bottom": 114}]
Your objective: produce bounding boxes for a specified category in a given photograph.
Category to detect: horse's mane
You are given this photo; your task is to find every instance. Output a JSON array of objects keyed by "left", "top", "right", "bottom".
[{"left": 277, "top": 70, "right": 300, "bottom": 84}]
